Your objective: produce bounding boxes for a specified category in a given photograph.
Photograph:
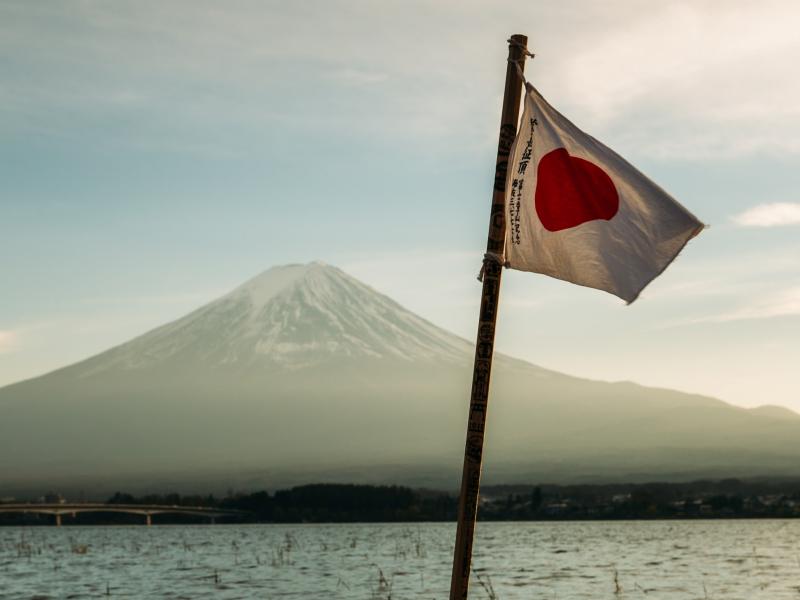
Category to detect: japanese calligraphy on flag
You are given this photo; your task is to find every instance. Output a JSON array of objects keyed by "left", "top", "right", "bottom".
[{"left": 505, "top": 84, "right": 704, "bottom": 303}]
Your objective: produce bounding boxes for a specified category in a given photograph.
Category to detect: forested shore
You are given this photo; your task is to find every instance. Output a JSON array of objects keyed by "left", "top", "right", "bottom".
[{"left": 3, "top": 479, "right": 800, "bottom": 525}]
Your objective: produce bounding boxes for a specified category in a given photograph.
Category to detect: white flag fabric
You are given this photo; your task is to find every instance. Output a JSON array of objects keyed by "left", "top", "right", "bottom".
[{"left": 505, "top": 84, "right": 704, "bottom": 303}]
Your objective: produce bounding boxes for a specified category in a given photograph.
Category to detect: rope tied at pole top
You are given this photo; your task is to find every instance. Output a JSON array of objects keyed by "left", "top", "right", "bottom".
[
  {"left": 507, "top": 37, "right": 535, "bottom": 58},
  {"left": 506, "top": 37, "right": 534, "bottom": 86}
]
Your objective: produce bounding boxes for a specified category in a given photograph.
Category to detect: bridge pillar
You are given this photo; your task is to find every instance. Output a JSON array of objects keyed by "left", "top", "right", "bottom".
[
  {"left": 210, "top": 517, "right": 216, "bottom": 525},
  {"left": 55, "top": 513, "right": 62, "bottom": 527},
  {"left": 145, "top": 513, "right": 152, "bottom": 527}
]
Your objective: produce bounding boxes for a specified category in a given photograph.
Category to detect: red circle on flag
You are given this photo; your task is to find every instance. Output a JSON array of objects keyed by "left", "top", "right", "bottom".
[{"left": 535, "top": 148, "right": 620, "bottom": 232}]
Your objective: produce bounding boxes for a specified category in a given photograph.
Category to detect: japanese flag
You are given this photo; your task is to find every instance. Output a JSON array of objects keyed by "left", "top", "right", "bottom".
[{"left": 505, "top": 84, "right": 704, "bottom": 303}]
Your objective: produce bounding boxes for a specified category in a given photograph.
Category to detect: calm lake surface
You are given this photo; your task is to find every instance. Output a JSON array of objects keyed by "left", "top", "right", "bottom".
[{"left": 2, "top": 520, "right": 799, "bottom": 599}]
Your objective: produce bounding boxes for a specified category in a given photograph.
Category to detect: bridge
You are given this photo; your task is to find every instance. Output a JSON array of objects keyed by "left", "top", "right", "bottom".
[{"left": 0, "top": 503, "right": 247, "bottom": 526}]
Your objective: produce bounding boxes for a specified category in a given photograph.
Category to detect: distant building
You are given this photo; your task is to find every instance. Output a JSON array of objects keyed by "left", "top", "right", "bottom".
[
  {"left": 39, "top": 492, "right": 66, "bottom": 504},
  {"left": 544, "top": 502, "right": 569, "bottom": 515}
]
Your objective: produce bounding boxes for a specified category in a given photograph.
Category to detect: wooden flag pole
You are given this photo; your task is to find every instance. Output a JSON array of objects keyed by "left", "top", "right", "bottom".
[{"left": 449, "top": 34, "right": 528, "bottom": 600}]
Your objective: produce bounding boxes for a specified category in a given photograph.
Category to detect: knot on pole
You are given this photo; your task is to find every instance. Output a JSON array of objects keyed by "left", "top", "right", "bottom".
[
  {"left": 506, "top": 37, "right": 534, "bottom": 86},
  {"left": 477, "top": 252, "right": 508, "bottom": 282},
  {"left": 506, "top": 37, "right": 535, "bottom": 59}
]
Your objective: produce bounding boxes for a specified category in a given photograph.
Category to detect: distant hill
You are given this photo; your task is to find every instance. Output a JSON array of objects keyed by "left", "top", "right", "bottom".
[
  {"left": 747, "top": 405, "right": 800, "bottom": 420},
  {"left": 1, "top": 262, "right": 799, "bottom": 495}
]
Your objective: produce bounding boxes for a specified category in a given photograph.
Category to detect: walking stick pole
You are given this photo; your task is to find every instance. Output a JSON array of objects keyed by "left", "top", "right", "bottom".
[{"left": 448, "top": 33, "right": 528, "bottom": 600}]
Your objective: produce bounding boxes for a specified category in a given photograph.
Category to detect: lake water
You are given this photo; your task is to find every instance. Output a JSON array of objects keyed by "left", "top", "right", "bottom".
[{"left": 2, "top": 520, "right": 799, "bottom": 599}]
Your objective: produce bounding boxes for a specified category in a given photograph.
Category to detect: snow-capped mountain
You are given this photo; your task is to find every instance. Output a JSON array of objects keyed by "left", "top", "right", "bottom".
[
  {"left": 75, "top": 262, "right": 472, "bottom": 377},
  {"left": 1, "top": 262, "right": 799, "bottom": 494}
]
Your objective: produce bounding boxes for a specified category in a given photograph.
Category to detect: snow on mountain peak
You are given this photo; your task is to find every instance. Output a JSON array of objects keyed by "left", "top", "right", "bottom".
[
  {"left": 74, "top": 262, "right": 472, "bottom": 377},
  {"left": 227, "top": 263, "right": 325, "bottom": 309}
]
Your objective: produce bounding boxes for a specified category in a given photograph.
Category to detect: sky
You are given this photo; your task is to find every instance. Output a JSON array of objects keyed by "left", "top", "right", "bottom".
[{"left": 1, "top": 0, "right": 799, "bottom": 409}]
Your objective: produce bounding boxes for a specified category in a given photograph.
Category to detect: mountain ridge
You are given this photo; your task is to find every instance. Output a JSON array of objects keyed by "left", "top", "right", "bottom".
[
  {"left": 62, "top": 262, "right": 475, "bottom": 378},
  {"left": 1, "top": 261, "right": 798, "bottom": 494}
]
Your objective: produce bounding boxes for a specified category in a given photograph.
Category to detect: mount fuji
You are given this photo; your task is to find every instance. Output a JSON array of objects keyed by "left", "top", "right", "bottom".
[{"left": 2, "top": 262, "right": 799, "bottom": 494}]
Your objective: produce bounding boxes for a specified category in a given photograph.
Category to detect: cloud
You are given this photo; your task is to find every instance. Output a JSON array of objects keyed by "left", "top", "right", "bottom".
[
  {"left": 643, "top": 239, "right": 800, "bottom": 302},
  {"left": 0, "top": 330, "right": 18, "bottom": 353},
  {"left": 3, "top": 0, "right": 800, "bottom": 161},
  {"left": 732, "top": 203, "right": 800, "bottom": 227},
  {"left": 679, "top": 287, "right": 800, "bottom": 325},
  {"left": 541, "top": 1, "right": 800, "bottom": 159}
]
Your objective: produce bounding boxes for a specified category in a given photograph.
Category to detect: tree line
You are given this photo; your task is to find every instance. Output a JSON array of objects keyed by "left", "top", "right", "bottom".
[{"left": 4, "top": 479, "right": 800, "bottom": 525}]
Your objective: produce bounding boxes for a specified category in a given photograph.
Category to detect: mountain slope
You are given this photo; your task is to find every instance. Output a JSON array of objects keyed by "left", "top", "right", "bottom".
[
  {"left": 1, "top": 262, "right": 798, "bottom": 494},
  {"left": 70, "top": 262, "right": 472, "bottom": 376}
]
